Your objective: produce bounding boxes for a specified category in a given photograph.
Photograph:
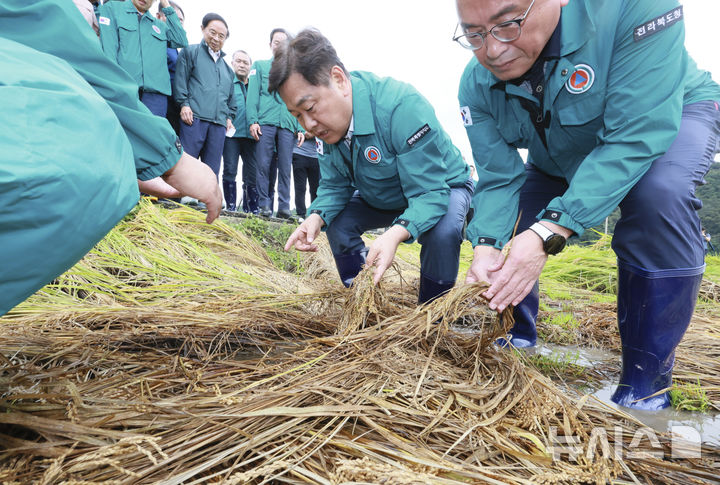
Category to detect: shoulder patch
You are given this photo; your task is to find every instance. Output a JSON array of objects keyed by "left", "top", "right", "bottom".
[
  {"left": 316, "top": 139, "right": 324, "bottom": 156},
  {"left": 249, "top": 69, "right": 256, "bottom": 76},
  {"left": 98, "top": 16, "right": 110, "bottom": 26},
  {"left": 406, "top": 124, "right": 431, "bottom": 147},
  {"left": 460, "top": 106, "right": 473, "bottom": 126},
  {"left": 634, "top": 6, "right": 683, "bottom": 42}
]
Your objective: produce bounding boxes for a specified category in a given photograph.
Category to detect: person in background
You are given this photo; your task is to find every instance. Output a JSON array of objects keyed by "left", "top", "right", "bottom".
[
  {"left": 156, "top": 0, "right": 185, "bottom": 135},
  {"left": 246, "top": 28, "right": 298, "bottom": 219},
  {"left": 98, "top": 0, "right": 187, "bottom": 117},
  {"left": 222, "top": 49, "right": 259, "bottom": 213},
  {"left": 0, "top": 0, "right": 220, "bottom": 316},
  {"left": 72, "top": 0, "right": 99, "bottom": 35},
  {"left": 271, "top": 29, "right": 474, "bottom": 304},
  {"left": 292, "top": 131, "right": 320, "bottom": 221},
  {"left": 455, "top": 0, "right": 720, "bottom": 410},
  {"left": 174, "top": 13, "right": 236, "bottom": 179}
]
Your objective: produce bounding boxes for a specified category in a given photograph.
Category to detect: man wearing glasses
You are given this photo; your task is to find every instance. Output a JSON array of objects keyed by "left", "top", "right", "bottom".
[{"left": 455, "top": 0, "right": 720, "bottom": 410}]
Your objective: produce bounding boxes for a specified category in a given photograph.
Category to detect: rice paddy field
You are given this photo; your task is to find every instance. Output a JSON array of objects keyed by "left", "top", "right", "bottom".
[{"left": 1, "top": 200, "right": 719, "bottom": 484}]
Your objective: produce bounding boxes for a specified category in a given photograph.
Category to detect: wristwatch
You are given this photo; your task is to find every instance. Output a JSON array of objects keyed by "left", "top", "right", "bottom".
[{"left": 529, "top": 222, "right": 567, "bottom": 255}]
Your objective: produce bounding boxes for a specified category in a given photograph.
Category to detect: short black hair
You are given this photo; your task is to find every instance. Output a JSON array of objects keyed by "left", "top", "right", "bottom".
[
  {"left": 202, "top": 13, "right": 229, "bottom": 36},
  {"left": 268, "top": 28, "right": 348, "bottom": 95},
  {"left": 269, "top": 28, "right": 289, "bottom": 44}
]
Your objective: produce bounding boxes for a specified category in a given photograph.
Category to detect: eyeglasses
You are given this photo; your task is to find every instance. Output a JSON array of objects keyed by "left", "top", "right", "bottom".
[
  {"left": 207, "top": 29, "right": 226, "bottom": 41},
  {"left": 453, "top": 0, "right": 536, "bottom": 50}
]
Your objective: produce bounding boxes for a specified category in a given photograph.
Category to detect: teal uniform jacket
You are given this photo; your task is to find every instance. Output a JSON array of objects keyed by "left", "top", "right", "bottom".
[
  {"left": 459, "top": 0, "right": 720, "bottom": 249},
  {"left": 98, "top": 1, "right": 187, "bottom": 96},
  {"left": 230, "top": 78, "right": 251, "bottom": 139},
  {"left": 246, "top": 58, "right": 297, "bottom": 131},
  {"left": 0, "top": 0, "right": 186, "bottom": 314},
  {"left": 174, "top": 40, "right": 237, "bottom": 125},
  {"left": 310, "top": 71, "right": 471, "bottom": 243}
]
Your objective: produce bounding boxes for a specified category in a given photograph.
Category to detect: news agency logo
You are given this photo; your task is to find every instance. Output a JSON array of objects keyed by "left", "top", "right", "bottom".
[{"left": 548, "top": 425, "right": 702, "bottom": 462}]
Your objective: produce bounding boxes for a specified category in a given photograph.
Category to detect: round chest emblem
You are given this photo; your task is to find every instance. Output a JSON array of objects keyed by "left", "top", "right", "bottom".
[
  {"left": 152, "top": 25, "right": 162, "bottom": 34},
  {"left": 565, "top": 64, "right": 595, "bottom": 94},
  {"left": 364, "top": 146, "right": 381, "bottom": 164}
]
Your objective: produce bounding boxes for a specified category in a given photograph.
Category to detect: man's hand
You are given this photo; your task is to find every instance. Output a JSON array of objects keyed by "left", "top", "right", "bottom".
[
  {"left": 226, "top": 118, "right": 234, "bottom": 134},
  {"left": 162, "top": 152, "right": 222, "bottom": 223},
  {"left": 180, "top": 106, "right": 194, "bottom": 126},
  {"left": 137, "top": 177, "right": 181, "bottom": 198},
  {"left": 470, "top": 230, "right": 548, "bottom": 313},
  {"left": 465, "top": 245, "right": 504, "bottom": 286},
  {"left": 249, "top": 123, "right": 262, "bottom": 141},
  {"left": 159, "top": 0, "right": 170, "bottom": 7},
  {"left": 296, "top": 131, "right": 305, "bottom": 147},
  {"left": 284, "top": 213, "right": 324, "bottom": 252},
  {"left": 366, "top": 225, "right": 410, "bottom": 285}
]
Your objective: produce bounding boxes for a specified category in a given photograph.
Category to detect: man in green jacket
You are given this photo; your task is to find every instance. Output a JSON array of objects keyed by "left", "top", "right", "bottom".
[
  {"left": 270, "top": 29, "right": 474, "bottom": 304},
  {"left": 174, "top": 13, "right": 236, "bottom": 178},
  {"left": 455, "top": 0, "right": 720, "bottom": 409},
  {"left": 222, "top": 49, "right": 259, "bottom": 213},
  {"left": 98, "top": 0, "right": 187, "bottom": 117},
  {"left": 246, "top": 28, "right": 298, "bottom": 219},
  {"left": 0, "top": 0, "right": 221, "bottom": 316}
]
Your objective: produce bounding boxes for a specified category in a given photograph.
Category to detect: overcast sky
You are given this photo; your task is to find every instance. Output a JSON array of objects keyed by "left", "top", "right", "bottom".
[{"left": 176, "top": 0, "right": 720, "bottom": 162}]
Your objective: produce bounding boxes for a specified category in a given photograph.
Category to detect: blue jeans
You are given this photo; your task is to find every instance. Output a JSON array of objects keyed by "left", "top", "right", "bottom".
[
  {"left": 520, "top": 100, "right": 720, "bottom": 273},
  {"left": 254, "top": 125, "right": 294, "bottom": 211},
  {"left": 222, "top": 137, "right": 257, "bottom": 187},
  {"left": 326, "top": 179, "right": 474, "bottom": 283},
  {"left": 179, "top": 118, "right": 226, "bottom": 177}
]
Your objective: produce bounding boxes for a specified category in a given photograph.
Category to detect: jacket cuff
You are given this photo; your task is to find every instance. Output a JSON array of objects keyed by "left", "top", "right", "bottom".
[
  {"left": 136, "top": 138, "right": 183, "bottom": 181},
  {"left": 472, "top": 236, "right": 504, "bottom": 250},
  {"left": 539, "top": 209, "right": 584, "bottom": 237},
  {"left": 393, "top": 218, "right": 418, "bottom": 243}
]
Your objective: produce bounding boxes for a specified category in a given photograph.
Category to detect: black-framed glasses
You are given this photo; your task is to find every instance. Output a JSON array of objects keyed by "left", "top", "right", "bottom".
[{"left": 453, "top": 0, "right": 536, "bottom": 51}]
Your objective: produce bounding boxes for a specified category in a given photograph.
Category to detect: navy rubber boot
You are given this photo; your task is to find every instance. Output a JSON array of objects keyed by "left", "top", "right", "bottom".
[
  {"left": 418, "top": 274, "right": 455, "bottom": 305},
  {"left": 241, "top": 185, "right": 250, "bottom": 213},
  {"left": 223, "top": 181, "right": 237, "bottom": 212},
  {"left": 247, "top": 185, "right": 260, "bottom": 214},
  {"left": 611, "top": 263, "right": 703, "bottom": 410},
  {"left": 333, "top": 249, "right": 368, "bottom": 288},
  {"left": 496, "top": 282, "right": 539, "bottom": 348}
]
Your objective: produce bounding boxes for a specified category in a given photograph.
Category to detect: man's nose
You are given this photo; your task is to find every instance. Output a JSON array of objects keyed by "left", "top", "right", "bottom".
[
  {"left": 483, "top": 35, "right": 508, "bottom": 60},
  {"left": 302, "top": 114, "right": 317, "bottom": 131}
]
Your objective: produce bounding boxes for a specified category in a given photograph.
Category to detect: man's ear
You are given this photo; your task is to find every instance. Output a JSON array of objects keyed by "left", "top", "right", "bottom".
[{"left": 330, "top": 66, "right": 350, "bottom": 95}]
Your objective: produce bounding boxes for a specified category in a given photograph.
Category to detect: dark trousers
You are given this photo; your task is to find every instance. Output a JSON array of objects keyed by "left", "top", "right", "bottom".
[
  {"left": 519, "top": 100, "right": 720, "bottom": 273},
  {"left": 166, "top": 96, "right": 181, "bottom": 136},
  {"left": 140, "top": 91, "right": 168, "bottom": 118},
  {"left": 326, "top": 179, "right": 474, "bottom": 283},
  {"left": 222, "top": 137, "right": 257, "bottom": 187},
  {"left": 254, "top": 125, "right": 294, "bottom": 211},
  {"left": 292, "top": 153, "right": 319, "bottom": 217},
  {"left": 179, "top": 118, "right": 226, "bottom": 177}
]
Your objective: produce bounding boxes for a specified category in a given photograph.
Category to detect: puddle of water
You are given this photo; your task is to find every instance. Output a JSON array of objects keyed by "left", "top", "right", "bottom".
[
  {"left": 519, "top": 342, "right": 720, "bottom": 447},
  {"left": 592, "top": 381, "right": 720, "bottom": 447},
  {"left": 524, "top": 342, "right": 616, "bottom": 367}
]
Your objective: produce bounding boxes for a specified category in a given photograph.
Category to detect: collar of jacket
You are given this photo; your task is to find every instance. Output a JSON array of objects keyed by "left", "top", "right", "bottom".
[
  {"left": 489, "top": 0, "right": 595, "bottom": 89},
  {"left": 348, "top": 73, "right": 376, "bottom": 138},
  {"left": 200, "top": 39, "right": 226, "bottom": 59},
  {"left": 126, "top": 1, "right": 151, "bottom": 20}
]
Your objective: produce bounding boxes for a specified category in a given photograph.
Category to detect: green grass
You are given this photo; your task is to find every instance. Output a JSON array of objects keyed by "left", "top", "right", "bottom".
[
  {"left": 524, "top": 351, "right": 586, "bottom": 378},
  {"left": 229, "top": 217, "right": 300, "bottom": 273},
  {"left": 670, "top": 380, "right": 711, "bottom": 412}
]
